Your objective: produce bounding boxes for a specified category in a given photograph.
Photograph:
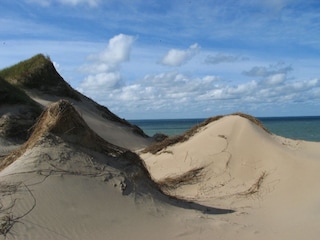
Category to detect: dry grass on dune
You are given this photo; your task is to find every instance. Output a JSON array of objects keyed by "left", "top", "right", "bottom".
[
  {"left": 0, "top": 100, "right": 129, "bottom": 171},
  {"left": 157, "top": 167, "right": 205, "bottom": 191},
  {"left": 143, "top": 112, "right": 270, "bottom": 154}
]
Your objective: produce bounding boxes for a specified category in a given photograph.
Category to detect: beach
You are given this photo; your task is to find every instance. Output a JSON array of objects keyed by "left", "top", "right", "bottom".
[
  {"left": 1, "top": 104, "right": 320, "bottom": 239},
  {"left": 1, "top": 55, "right": 320, "bottom": 239},
  {"left": 130, "top": 116, "right": 320, "bottom": 141}
]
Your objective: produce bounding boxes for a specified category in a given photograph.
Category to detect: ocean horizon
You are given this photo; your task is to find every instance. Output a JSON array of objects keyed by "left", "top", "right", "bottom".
[{"left": 129, "top": 116, "right": 320, "bottom": 142}]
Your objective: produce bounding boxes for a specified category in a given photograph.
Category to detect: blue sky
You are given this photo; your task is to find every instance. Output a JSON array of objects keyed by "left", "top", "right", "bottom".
[{"left": 1, "top": 0, "right": 320, "bottom": 119}]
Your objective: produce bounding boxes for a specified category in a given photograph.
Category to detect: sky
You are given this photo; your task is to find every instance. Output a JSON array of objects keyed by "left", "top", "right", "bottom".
[{"left": 1, "top": 0, "right": 320, "bottom": 119}]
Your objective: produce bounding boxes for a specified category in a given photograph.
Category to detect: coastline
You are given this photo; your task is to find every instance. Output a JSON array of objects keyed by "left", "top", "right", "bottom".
[
  {"left": 129, "top": 116, "right": 320, "bottom": 141},
  {"left": 1, "top": 55, "right": 320, "bottom": 239}
]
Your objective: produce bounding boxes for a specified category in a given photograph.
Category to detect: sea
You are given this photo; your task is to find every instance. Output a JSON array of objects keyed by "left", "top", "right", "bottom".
[{"left": 129, "top": 116, "right": 320, "bottom": 142}]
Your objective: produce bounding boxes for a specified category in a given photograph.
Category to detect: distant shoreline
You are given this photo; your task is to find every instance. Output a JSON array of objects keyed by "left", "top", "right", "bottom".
[
  {"left": 129, "top": 116, "right": 320, "bottom": 142},
  {"left": 129, "top": 115, "right": 320, "bottom": 121}
]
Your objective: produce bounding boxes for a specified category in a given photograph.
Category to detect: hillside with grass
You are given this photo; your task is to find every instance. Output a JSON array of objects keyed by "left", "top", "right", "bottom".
[
  {"left": 0, "top": 77, "right": 42, "bottom": 142},
  {"left": 0, "top": 54, "right": 149, "bottom": 147},
  {"left": 0, "top": 76, "right": 40, "bottom": 107},
  {"left": 0, "top": 54, "right": 80, "bottom": 100}
]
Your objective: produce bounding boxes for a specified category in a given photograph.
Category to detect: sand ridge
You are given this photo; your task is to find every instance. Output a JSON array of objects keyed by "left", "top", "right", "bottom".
[
  {"left": 141, "top": 115, "right": 320, "bottom": 239},
  {"left": 1, "top": 105, "right": 320, "bottom": 239},
  {"left": 3, "top": 55, "right": 320, "bottom": 239},
  {"left": 0, "top": 101, "right": 234, "bottom": 240},
  {"left": 26, "top": 89, "right": 152, "bottom": 151}
]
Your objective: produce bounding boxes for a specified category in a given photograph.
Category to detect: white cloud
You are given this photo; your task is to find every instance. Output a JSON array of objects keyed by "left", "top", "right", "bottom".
[
  {"left": 80, "top": 72, "right": 122, "bottom": 90},
  {"left": 78, "top": 34, "right": 134, "bottom": 94},
  {"left": 90, "top": 34, "right": 135, "bottom": 65},
  {"left": 141, "top": 73, "right": 317, "bottom": 117},
  {"left": 77, "top": 47, "right": 320, "bottom": 118},
  {"left": 160, "top": 43, "right": 200, "bottom": 67},
  {"left": 265, "top": 73, "right": 286, "bottom": 85},
  {"left": 79, "top": 71, "right": 221, "bottom": 117},
  {"left": 243, "top": 62, "right": 292, "bottom": 78}
]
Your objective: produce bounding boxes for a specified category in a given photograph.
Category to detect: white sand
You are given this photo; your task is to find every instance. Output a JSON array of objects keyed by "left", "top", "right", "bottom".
[
  {"left": 141, "top": 115, "right": 320, "bottom": 239},
  {"left": 1, "top": 110, "right": 320, "bottom": 239},
  {"left": 27, "top": 89, "right": 152, "bottom": 150}
]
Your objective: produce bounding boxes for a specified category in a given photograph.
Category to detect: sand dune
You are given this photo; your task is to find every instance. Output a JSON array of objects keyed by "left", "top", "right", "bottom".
[
  {"left": 0, "top": 101, "right": 320, "bottom": 239},
  {"left": 0, "top": 54, "right": 150, "bottom": 151},
  {"left": 1, "top": 108, "right": 320, "bottom": 239},
  {"left": 141, "top": 115, "right": 320, "bottom": 239},
  {"left": 0, "top": 100, "right": 232, "bottom": 240},
  {"left": 26, "top": 90, "right": 151, "bottom": 151},
  {"left": 1, "top": 55, "right": 320, "bottom": 239},
  {"left": 1, "top": 102, "right": 320, "bottom": 239}
]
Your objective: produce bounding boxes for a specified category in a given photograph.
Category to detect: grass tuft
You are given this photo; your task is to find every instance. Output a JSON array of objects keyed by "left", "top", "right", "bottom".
[{"left": 157, "top": 167, "right": 204, "bottom": 191}]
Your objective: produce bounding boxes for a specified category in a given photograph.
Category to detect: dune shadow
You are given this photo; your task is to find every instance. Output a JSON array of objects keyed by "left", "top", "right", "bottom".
[
  {"left": 127, "top": 175, "right": 235, "bottom": 215},
  {"left": 160, "top": 194, "right": 235, "bottom": 214}
]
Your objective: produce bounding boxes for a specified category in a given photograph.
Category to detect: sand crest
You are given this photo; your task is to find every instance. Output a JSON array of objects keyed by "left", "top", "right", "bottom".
[
  {"left": 2, "top": 55, "right": 320, "bottom": 239},
  {"left": 141, "top": 114, "right": 320, "bottom": 239},
  {"left": 1, "top": 104, "right": 320, "bottom": 239},
  {"left": 0, "top": 101, "right": 232, "bottom": 240}
]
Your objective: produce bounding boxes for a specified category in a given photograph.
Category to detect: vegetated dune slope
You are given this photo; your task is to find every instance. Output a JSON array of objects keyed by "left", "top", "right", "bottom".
[
  {"left": 141, "top": 114, "right": 320, "bottom": 239},
  {"left": 1, "top": 54, "right": 320, "bottom": 239},
  {"left": 0, "top": 100, "right": 160, "bottom": 239},
  {"left": 0, "top": 54, "right": 151, "bottom": 150},
  {"left": 0, "top": 100, "right": 233, "bottom": 240},
  {"left": 0, "top": 76, "right": 41, "bottom": 144}
]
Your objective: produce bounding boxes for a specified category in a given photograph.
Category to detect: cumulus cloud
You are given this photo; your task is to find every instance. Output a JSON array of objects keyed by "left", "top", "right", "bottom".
[
  {"left": 80, "top": 71, "right": 221, "bottom": 116},
  {"left": 242, "top": 62, "right": 294, "bottom": 91},
  {"left": 160, "top": 43, "right": 200, "bottom": 67},
  {"left": 79, "top": 64, "right": 320, "bottom": 118},
  {"left": 75, "top": 36, "right": 320, "bottom": 118},
  {"left": 78, "top": 50, "right": 320, "bottom": 118},
  {"left": 205, "top": 53, "right": 247, "bottom": 65},
  {"left": 80, "top": 72, "right": 123, "bottom": 90},
  {"left": 265, "top": 73, "right": 286, "bottom": 85},
  {"left": 89, "top": 34, "right": 135, "bottom": 65},
  {"left": 243, "top": 62, "right": 292, "bottom": 77},
  {"left": 78, "top": 34, "right": 134, "bottom": 93}
]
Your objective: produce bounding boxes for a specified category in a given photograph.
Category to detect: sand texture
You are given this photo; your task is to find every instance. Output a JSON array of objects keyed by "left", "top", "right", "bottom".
[
  {"left": 1, "top": 101, "right": 320, "bottom": 239},
  {"left": 141, "top": 115, "right": 320, "bottom": 239},
  {"left": 2, "top": 55, "right": 319, "bottom": 239}
]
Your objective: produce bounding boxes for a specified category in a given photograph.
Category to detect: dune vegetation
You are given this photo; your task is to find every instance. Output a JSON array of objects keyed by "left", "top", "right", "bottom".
[{"left": 0, "top": 54, "right": 80, "bottom": 100}]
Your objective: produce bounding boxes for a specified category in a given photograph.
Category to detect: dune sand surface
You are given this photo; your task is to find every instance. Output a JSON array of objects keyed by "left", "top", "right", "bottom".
[
  {"left": 26, "top": 89, "right": 152, "bottom": 150},
  {"left": 1, "top": 102, "right": 320, "bottom": 239},
  {"left": 141, "top": 115, "right": 320, "bottom": 239}
]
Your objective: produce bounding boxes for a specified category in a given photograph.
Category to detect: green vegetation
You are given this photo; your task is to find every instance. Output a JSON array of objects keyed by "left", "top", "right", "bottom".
[
  {"left": 0, "top": 76, "right": 40, "bottom": 109},
  {"left": 0, "top": 54, "right": 50, "bottom": 85},
  {"left": 0, "top": 54, "right": 80, "bottom": 100},
  {"left": 0, "top": 76, "right": 42, "bottom": 142}
]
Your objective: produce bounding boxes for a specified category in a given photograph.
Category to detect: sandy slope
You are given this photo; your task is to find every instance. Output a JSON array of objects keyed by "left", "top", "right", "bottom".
[
  {"left": 0, "top": 138, "right": 177, "bottom": 240},
  {"left": 1, "top": 107, "right": 320, "bottom": 239},
  {"left": 27, "top": 90, "right": 151, "bottom": 151},
  {"left": 0, "top": 101, "right": 232, "bottom": 240},
  {"left": 141, "top": 115, "right": 320, "bottom": 239}
]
